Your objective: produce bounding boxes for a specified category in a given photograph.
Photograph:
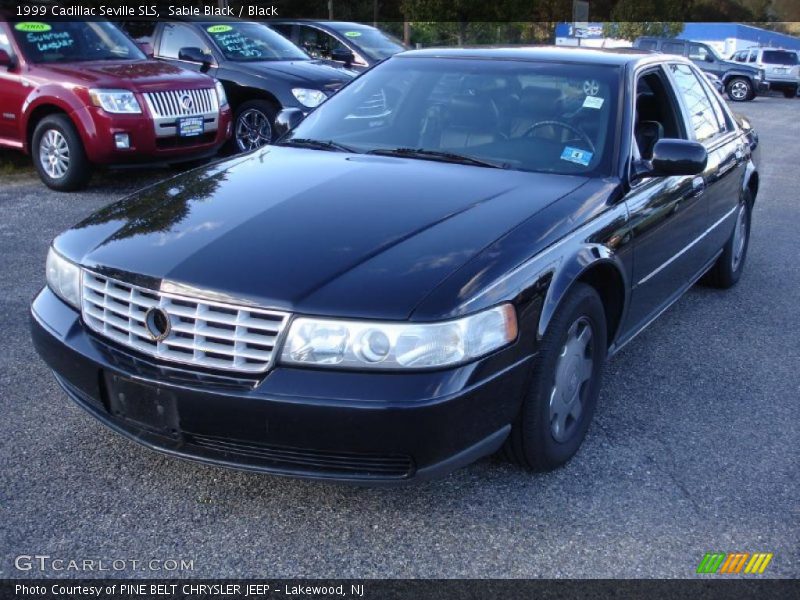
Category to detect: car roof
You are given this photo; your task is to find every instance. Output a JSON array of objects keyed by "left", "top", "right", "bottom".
[{"left": 396, "top": 45, "right": 659, "bottom": 66}]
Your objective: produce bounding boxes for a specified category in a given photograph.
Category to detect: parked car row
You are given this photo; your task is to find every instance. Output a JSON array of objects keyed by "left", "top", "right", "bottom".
[{"left": 0, "top": 17, "right": 408, "bottom": 191}]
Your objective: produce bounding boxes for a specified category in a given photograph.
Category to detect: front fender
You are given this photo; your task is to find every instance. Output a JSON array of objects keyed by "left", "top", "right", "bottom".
[{"left": 21, "top": 84, "right": 90, "bottom": 153}]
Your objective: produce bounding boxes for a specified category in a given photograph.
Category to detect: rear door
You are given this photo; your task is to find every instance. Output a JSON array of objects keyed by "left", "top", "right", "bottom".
[{"left": 667, "top": 62, "right": 743, "bottom": 261}]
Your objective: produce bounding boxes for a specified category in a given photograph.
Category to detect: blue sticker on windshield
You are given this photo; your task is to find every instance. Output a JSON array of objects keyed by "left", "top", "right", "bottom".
[{"left": 560, "top": 146, "right": 593, "bottom": 166}]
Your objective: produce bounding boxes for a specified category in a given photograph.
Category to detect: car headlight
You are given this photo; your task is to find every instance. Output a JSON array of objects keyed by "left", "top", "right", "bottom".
[
  {"left": 88, "top": 89, "right": 141, "bottom": 114},
  {"left": 46, "top": 247, "right": 81, "bottom": 309},
  {"left": 214, "top": 80, "right": 228, "bottom": 107},
  {"left": 280, "top": 304, "right": 517, "bottom": 370},
  {"left": 291, "top": 88, "right": 327, "bottom": 108}
]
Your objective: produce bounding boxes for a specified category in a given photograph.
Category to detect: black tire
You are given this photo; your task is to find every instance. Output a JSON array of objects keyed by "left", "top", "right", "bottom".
[
  {"left": 504, "top": 283, "right": 607, "bottom": 471},
  {"left": 726, "top": 77, "right": 754, "bottom": 102},
  {"left": 707, "top": 190, "right": 753, "bottom": 289},
  {"left": 782, "top": 87, "right": 797, "bottom": 99},
  {"left": 31, "top": 114, "right": 91, "bottom": 191},
  {"left": 232, "top": 100, "right": 278, "bottom": 153}
]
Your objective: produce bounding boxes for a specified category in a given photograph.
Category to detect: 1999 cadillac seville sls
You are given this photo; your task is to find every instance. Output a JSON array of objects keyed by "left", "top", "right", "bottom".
[{"left": 31, "top": 48, "right": 760, "bottom": 483}]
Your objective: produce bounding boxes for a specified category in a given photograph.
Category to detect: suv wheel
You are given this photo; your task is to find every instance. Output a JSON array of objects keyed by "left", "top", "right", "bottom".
[
  {"left": 782, "top": 86, "right": 797, "bottom": 99},
  {"left": 32, "top": 114, "right": 91, "bottom": 191},
  {"left": 726, "top": 77, "right": 754, "bottom": 102},
  {"left": 504, "top": 283, "right": 607, "bottom": 471},
  {"left": 234, "top": 100, "right": 277, "bottom": 152}
]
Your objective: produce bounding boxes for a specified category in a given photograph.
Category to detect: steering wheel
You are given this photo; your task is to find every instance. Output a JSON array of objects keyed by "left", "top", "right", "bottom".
[{"left": 524, "top": 120, "right": 595, "bottom": 154}]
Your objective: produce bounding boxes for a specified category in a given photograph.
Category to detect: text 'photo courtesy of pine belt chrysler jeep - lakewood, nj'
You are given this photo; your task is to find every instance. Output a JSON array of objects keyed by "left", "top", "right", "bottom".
[
  {"left": 0, "top": 18, "right": 232, "bottom": 191},
  {"left": 31, "top": 46, "right": 760, "bottom": 484}
]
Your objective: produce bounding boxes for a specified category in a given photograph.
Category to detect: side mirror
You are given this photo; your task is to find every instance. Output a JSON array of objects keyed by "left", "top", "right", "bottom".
[
  {"left": 178, "top": 47, "right": 212, "bottom": 70},
  {"left": 274, "top": 108, "right": 305, "bottom": 138},
  {"left": 705, "top": 54, "right": 714, "bottom": 63},
  {"left": 649, "top": 139, "right": 707, "bottom": 176},
  {"left": 330, "top": 48, "right": 355, "bottom": 66},
  {"left": 0, "top": 49, "right": 17, "bottom": 69}
]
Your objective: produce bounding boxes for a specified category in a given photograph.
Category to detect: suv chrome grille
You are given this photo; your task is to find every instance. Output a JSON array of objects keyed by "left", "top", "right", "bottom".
[
  {"left": 81, "top": 272, "right": 289, "bottom": 374},
  {"left": 143, "top": 88, "right": 218, "bottom": 118}
]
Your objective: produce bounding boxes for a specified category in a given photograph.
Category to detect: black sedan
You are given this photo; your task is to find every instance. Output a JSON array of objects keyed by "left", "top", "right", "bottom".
[
  {"left": 31, "top": 47, "right": 759, "bottom": 483},
  {"left": 269, "top": 20, "right": 408, "bottom": 70}
]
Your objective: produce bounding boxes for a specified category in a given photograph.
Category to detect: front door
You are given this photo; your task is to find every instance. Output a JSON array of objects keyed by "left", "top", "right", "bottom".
[{"left": 0, "top": 25, "right": 26, "bottom": 145}]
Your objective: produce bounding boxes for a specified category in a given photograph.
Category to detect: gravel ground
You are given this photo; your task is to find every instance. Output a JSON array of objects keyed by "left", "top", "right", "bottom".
[{"left": 0, "top": 97, "right": 797, "bottom": 579}]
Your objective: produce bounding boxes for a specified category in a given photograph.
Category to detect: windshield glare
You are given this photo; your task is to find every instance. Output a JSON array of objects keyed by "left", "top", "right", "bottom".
[
  {"left": 205, "top": 22, "right": 308, "bottom": 61},
  {"left": 287, "top": 57, "right": 619, "bottom": 176},
  {"left": 11, "top": 21, "right": 145, "bottom": 63},
  {"left": 328, "top": 25, "right": 405, "bottom": 60},
  {"left": 762, "top": 50, "right": 798, "bottom": 65}
]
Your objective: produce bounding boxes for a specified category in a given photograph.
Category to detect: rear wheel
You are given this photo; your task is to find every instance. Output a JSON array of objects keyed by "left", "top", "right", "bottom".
[
  {"left": 782, "top": 86, "right": 797, "bottom": 98},
  {"left": 505, "top": 283, "right": 607, "bottom": 471},
  {"left": 233, "top": 100, "right": 277, "bottom": 153},
  {"left": 708, "top": 190, "right": 753, "bottom": 288},
  {"left": 726, "top": 77, "right": 754, "bottom": 102},
  {"left": 32, "top": 114, "right": 91, "bottom": 191}
]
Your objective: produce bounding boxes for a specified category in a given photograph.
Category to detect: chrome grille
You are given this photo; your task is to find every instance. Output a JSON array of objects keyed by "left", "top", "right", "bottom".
[
  {"left": 143, "top": 88, "right": 218, "bottom": 118},
  {"left": 81, "top": 272, "right": 289, "bottom": 374}
]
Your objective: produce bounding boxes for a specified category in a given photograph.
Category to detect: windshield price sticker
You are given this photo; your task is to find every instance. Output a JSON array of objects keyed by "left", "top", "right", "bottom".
[
  {"left": 14, "top": 22, "right": 51, "bottom": 33},
  {"left": 344, "top": 31, "right": 363, "bottom": 37},
  {"left": 207, "top": 25, "right": 233, "bottom": 34},
  {"left": 583, "top": 96, "right": 604, "bottom": 109},
  {"left": 560, "top": 146, "right": 593, "bottom": 166}
]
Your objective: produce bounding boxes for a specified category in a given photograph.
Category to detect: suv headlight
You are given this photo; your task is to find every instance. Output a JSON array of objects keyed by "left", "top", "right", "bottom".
[
  {"left": 88, "top": 89, "right": 141, "bottom": 114},
  {"left": 291, "top": 88, "right": 327, "bottom": 108},
  {"left": 46, "top": 247, "right": 81, "bottom": 309},
  {"left": 214, "top": 80, "right": 228, "bottom": 107},
  {"left": 280, "top": 304, "right": 517, "bottom": 370}
]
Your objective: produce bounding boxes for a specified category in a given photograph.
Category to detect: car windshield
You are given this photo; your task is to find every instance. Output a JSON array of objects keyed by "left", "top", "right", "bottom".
[
  {"left": 284, "top": 57, "right": 620, "bottom": 176},
  {"left": 761, "top": 50, "right": 798, "bottom": 65},
  {"left": 11, "top": 21, "right": 144, "bottom": 63},
  {"left": 327, "top": 24, "right": 405, "bottom": 60},
  {"left": 204, "top": 22, "right": 308, "bottom": 61}
]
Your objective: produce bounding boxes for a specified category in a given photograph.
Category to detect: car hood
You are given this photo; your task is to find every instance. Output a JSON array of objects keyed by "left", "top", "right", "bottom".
[
  {"left": 58, "top": 148, "right": 587, "bottom": 320},
  {"left": 231, "top": 59, "right": 354, "bottom": 87},
  {"left": 34, "top": 60, "right": 215, "bottom": 91}
]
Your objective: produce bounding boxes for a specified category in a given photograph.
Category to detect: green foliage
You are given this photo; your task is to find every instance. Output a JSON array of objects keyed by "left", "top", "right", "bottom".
[{"left": 602, "top": 22, "right": 684, "bottom": 42}]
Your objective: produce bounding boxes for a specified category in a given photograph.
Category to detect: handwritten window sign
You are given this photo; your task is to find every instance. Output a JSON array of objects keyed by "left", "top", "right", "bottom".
[
  {"left": 207, "top": 26, "right": 265, "bottom": 59},
  {"left": 15, "top": 23, "right": 75, "bottom": 54}
]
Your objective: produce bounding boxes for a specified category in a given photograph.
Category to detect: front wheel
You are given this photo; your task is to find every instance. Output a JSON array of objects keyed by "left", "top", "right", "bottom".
[
  {"left": 233, "top": 100, "right": 277, "bottom": 153},
  {"left": 31, "top": 114, "right": 91, "bottom": 191},
  {"left": 726, "top": 77, "right": 754, "bottom": 102},
  {"left": 708, "top": 191, "right": 753, "bottom": 288},
  {"left": 505, "top": 283, "right": 607, "bottom": 471}
]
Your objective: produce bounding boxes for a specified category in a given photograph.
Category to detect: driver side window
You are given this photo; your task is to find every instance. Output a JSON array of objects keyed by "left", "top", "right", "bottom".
[{"left": 633, "top": 68, "right": 686, "bottom": 161}]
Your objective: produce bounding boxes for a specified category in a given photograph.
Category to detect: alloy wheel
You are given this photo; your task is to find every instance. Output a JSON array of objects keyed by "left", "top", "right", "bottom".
[
  {"left": 731, "top": 203, "right": 749, "bottom": 271},
  {"left": 39, "top": 129, "right": 70, "bottom": 179},
  {"left": 235, "top": 109, "right": 272, "bottom": 152},
  {"left": 549, "top": 316, "right": 594, "bottom": 443},
  {"left": 729, "top": 80, "right": 750, "bottom": 101}
]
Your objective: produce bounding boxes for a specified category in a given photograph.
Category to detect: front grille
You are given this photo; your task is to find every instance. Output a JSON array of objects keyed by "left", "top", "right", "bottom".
[
  {"left": 189, "top": 434, "right": 415, "bottom": 479},
  {"left": 143, "top": 88, "right": 218, "bottom": 118},
  {"left": 81, "top": 272, "right": 289, "bottom": 374}
]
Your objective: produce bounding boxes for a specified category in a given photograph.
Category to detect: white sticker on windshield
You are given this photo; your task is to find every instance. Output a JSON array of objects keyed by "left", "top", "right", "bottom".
[
  {"left": 561, "top": 146, "right": 593, "bottom": 167},
  {"left": 583, "top": 96, "right": 604, "bottom": 109}
]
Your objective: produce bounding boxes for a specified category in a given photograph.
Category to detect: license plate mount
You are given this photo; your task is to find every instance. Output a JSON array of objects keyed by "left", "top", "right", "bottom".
[
  {"left": 178, "top": 116, "right": 204, "bottom": 137},
  {"left": 104, "top": 372, "right": 180, "bottom": 437}
]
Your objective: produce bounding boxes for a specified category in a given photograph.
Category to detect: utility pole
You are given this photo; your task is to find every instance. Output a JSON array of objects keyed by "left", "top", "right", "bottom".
[{"left": 328, "top": 0, "right": 334, "bottom": 20}]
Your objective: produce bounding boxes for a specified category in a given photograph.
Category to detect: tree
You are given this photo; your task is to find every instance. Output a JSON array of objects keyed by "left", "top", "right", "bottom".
[{"left": 602, "top": 21, "right": 684, "bottom": 41}]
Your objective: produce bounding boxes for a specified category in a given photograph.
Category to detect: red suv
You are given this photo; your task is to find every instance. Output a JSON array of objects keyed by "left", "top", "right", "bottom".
[{"left": 0, "top": 20, "right": 232, "bottom": 190}]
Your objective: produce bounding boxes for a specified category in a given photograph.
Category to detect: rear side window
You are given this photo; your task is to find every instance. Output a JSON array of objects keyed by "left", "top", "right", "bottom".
[
  {"left": 669, "top": 63, "right": 723, "bottom": 142},
  {"left": 761, "top": 50, "right": 798, "bottom": 65},
  {"left": 158, "top": 24, "right": 208, "bottom": 59},
  {"left": 661, "top": 41, "right": 685, "bottom": 56}
]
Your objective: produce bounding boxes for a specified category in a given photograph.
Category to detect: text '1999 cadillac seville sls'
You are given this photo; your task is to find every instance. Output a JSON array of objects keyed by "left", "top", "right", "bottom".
[{"left": 31, "top": 47, "right": 760, "bottom": 483}]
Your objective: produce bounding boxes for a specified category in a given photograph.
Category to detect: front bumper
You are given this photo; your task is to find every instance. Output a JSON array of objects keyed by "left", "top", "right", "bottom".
[
  {"left": 756, "top": 81, "right": 770, "bottom": 94},
  {"left": 71, "top": 105, "right": 232, "bottom": 166},
  {"left": 30, "top": 288, "right": 531, "bottom": 484}
]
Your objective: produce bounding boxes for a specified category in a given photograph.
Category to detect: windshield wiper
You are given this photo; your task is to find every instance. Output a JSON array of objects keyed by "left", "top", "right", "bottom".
[
  {"left": 366, "top": 148, "right": 508, "bottom": 169},
  {"left": 279, "top": 138, "right": 355, "bottom": 153}
]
